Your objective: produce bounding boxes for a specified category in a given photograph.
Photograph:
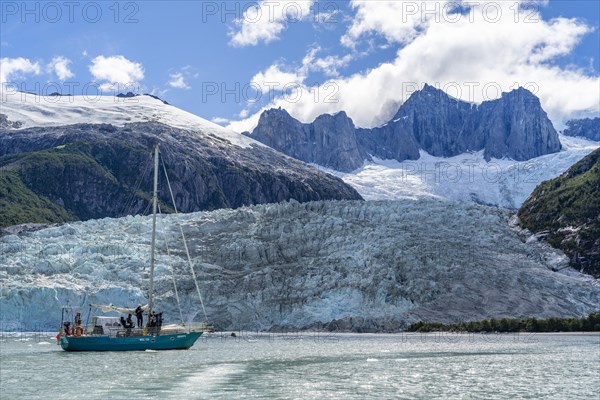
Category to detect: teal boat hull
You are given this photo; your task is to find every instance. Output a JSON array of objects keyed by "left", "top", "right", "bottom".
[{"left": 59, "top": 332, "right": 203, "bottom": 352}]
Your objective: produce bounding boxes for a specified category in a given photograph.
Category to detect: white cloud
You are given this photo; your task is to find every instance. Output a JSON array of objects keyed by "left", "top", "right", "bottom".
[
  {"left": 249, "top": 46, "right": 353, "bottom": 95},
  {"left": 312, "top": 6, "right": 341, "bottom": 25},
  {"left": 211, "top": 117, "right": 231, "bottom": 125},
  {"left": 150, "top": 87, "right": 169, "bottom": 98},
  {"left": 229, "top": 1, "right": 599, "bottom": 132},
  {"left": 168, "top": 72, "right": 190, "bottom": 89},
  {"left": 341, "top": 0, "right": 451, "bottom": 47},
  {"left": 89, "top": 55, "right": 144, "bottom": 89},
  {"left": 229, "top": 0, "right": 315, "bottom": 47},
  {"left": 48, "top": 56, "right": 74, "bottom": 81},
  {"left": 167, "top": 66, "right": 198, "bottom": 90},
  {"left": 251, "top": 63, "right": 307, "bottom": 93},
  {"left": 0, "top": 57, "right": 41, "bottom": 86},
  {"left": 302, "top": 47, "right": 354, "bottom": 78}
]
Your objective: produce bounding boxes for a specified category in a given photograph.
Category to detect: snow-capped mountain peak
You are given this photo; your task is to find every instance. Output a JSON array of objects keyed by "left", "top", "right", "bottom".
[{"left": 1, "top": 92, "right": 259, "bottom": 148}]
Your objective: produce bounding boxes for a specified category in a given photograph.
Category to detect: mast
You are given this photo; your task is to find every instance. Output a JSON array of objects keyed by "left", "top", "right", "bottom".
[{"left": 148, "top": 145, "right": 159, "bottom": 316}]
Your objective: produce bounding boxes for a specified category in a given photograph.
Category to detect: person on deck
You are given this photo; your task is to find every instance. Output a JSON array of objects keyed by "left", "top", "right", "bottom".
[
  {"left": 147, "top": 312, "right": 158, "bottom": 334},
  {"left": 135, "top": 305, "right": 143, "bottom": 328},
  {"left": 148, "top": 312, "right": 156, "bottom": 327},
  {"left": 74, "top": 312, "right": 82, "bottom": 327},
  {"left": 120, "top": 316, "right": 127, "bottom": 328},
  {"left": 124, "top": 314, "right": 134, "bottom": 336}
]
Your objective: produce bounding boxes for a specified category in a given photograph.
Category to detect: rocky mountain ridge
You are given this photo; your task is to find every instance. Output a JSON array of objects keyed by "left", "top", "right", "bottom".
[
  {"left": 562, "top": 117, "right": 600, "bottom": 141},
  {"left": 247, "top": 109, "right": 368, "bottom": 172},
  {"left": 0, "top": 121, "right": 362, "bottom": 228},
  {"left": 246, "top": 85, "right": 562, "bottom": 172}
]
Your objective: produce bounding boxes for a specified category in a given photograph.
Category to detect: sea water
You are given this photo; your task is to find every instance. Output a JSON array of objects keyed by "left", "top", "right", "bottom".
[{"left": 0, "top": 332, "right": 598, "bottom": 399}]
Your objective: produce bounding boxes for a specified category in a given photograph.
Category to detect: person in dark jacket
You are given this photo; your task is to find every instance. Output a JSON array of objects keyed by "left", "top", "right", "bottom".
[
  {"left": 135, "top": 305, "right": 143, "bottom": 328},
  {"left": 126, "top": 314, "right": 133, "bottom": 328},
  {"left": 148, "top": 312, "right": 156, "bottom": 327},
  {"left": 74, "top": 312, "right": 82, "bottom": 327},
  {"left": 147, "top": 312, "right": 158, "bottom": 334},
  {"left": 124, "top": 314, "right": 134, "bottom": 336}
]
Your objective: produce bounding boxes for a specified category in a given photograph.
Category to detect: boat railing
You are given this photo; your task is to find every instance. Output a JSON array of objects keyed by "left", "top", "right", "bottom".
[{"left": 79, "top": 322, "right": 215, "bottom": 337}]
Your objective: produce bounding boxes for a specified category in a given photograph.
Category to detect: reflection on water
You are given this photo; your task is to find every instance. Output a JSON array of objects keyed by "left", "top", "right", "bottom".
[{"left": 1, "top": 332, "right": 598, "bottom": 399}]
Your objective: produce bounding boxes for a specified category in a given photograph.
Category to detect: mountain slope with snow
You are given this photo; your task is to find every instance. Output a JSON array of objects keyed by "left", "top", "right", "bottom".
[
  {"left": 1, "top": 200, "right": 597, "bottom": 331},
  {"left": 0, "top": 94, "right": 362, "bottom": 227},
  {"left": 1, "top": 93, "right": 257, "bottom": 148},
  {"left": 330, "top": 135, "right": 599, "bottom": 209}
]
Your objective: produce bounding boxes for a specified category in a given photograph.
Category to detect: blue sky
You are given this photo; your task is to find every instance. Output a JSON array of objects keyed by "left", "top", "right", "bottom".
[{"left": 1, "top": 1, "right": 599, "bottom": 130}]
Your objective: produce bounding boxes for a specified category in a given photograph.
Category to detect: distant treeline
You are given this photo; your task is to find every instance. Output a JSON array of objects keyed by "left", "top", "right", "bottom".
[{"left": 407, "top": 313, "right": 600, "bottom": 333}]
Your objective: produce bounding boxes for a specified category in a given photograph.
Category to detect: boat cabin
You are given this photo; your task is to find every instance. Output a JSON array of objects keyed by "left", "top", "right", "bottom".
[{"left": 92, "top": 316, "right": 126, "bottom": 337}]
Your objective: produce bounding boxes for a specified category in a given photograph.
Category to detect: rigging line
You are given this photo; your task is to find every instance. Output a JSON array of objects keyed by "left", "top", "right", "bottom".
[
  {"left": 127, "top": 154, "right": 152, "bottom": 215},
  {"left": 141, "top": 200, "right": 152, "bottom": 217},
  {"left": 121, "top": 153, "right": 152, "bottom": 217},
  {"left": 157, "top": 203, "right": 185, "bottom": 326},
  {"left": 139, "top": 198, "right": 153, "bottom": 271},
  {"left": 160, "top": 154, "right": 210, "bottom": 324},
  {"left": 121, "top": 174, "right": 140, "bottom": 216},
  {"left": 84, "top": 306, "right": 92, "bottom": 332},
  {"left": 121, "top": 166, "right": 145, "bottom": 216}
]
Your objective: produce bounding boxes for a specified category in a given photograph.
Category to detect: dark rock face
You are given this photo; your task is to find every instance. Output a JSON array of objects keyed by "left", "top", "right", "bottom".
[
  {"left": 0, "top": 122, "right": 362, "bottom": 226},
  {"left": 247, "top": 108, "right": 366, "bottom": 172},
  {"left": 562, "top": 117, "right": 600, "bottom": 141},
  {"left": 116, "top": 92, "right": 136, "bottom": 98},
  {"left": 247, "top": 85, "right": 562, "bottom": 170},
  {"left": 393, "top": 84, "right": 475, "bottom": 157},
  {"left": 0, "top": 114, "right": 23, "bottom": 129},
  {"left": 356, "top": 122, "right": 420, "bottom": 162},
  {"left": 477, "top": 88, "right": 562, "bottom": 161},
  {"left": 312, "top": 112, "right": 369, "bottom": 170},
  {"left": 143, "top": 93, "right": 170, "bottom": 105}
]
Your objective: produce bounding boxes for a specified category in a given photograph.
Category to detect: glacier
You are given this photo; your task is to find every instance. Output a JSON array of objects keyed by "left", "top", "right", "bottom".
[
  {"left": 331, "top": 135, "right": 599, "bottom": 209},
  {"left": 1, "top": 199, "right": 598, "bottom": 332}
]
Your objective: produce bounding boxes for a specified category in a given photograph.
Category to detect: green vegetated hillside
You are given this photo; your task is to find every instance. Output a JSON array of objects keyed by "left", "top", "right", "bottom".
[
  {"left": 0, "top": 143, "right": 157, "bottom": 228},
  {"left": 408, "top": 313, "right": 600, "bottom": 332},
  {"left": 518, "top": 148, "right": 600, "bottom": 277},
  {"left": 0, "top": 170, "right": 76, "bottom": 227}
]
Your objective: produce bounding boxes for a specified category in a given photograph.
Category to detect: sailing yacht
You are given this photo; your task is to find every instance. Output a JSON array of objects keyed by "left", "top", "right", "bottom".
[{"left": 57, "top": 145, "right": 210, "bottom": 351}]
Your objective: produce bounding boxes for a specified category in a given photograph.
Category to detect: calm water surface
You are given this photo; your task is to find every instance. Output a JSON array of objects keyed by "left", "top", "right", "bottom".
[{"left": 1, "top": 332, "right": 598, "bottom": 399}]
